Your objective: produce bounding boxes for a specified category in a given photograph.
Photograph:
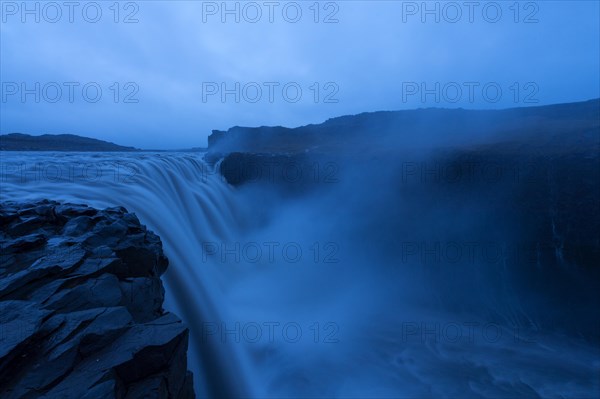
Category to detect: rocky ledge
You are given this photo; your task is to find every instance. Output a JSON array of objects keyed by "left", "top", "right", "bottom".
[{"left": 0, "top": 200, "right": 195, "bottom": 399}]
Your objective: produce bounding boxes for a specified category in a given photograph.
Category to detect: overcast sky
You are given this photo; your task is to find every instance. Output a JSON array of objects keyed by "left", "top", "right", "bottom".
[{"left": 1, "top": 0, "right": 599, "bottom": 149}]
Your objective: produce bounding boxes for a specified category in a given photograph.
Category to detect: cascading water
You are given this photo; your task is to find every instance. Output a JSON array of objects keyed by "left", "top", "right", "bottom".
[
  {"left": 1, "top": 151, "right": 598, "bottom": 398},
  {"left": 0, "top": 152, "right": 257, "bottom": 398}
]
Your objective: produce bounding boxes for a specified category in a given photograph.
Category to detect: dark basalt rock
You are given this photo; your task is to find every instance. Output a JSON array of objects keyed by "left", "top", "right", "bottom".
[{"left": 0, "top": 200, "right": 195, "bottom": 399}]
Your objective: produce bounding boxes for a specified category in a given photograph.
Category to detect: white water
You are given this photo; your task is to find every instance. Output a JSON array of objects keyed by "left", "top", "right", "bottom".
[{"left": 1, "top": 152, "right": 598, "bottom": 398}]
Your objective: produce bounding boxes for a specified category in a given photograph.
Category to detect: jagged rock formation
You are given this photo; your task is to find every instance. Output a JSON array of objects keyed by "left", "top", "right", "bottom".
[{"left": 0, "top": 200, "right": 195, "bottom": 398}]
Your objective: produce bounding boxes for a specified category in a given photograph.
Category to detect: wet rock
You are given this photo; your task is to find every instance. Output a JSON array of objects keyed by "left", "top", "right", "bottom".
[
  {"left": 62, "top": 215, "right": 95, "bottom": 236},
  {"left": 119, "top": 277, "right": 165, "bottom": 322},
  {"left": 43, "top": 273, "right": 123, "bottom": 313},
  {"left": 1, "top": 233, "right": 47, "bottom": 254},
  {"left": 0, "top": 200, "right": 195, "bottom": 398}
]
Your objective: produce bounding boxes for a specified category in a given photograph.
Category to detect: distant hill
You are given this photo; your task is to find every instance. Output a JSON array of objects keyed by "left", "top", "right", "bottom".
[{"left": 0, "top": 133, "right": 139, "bottom": 151}]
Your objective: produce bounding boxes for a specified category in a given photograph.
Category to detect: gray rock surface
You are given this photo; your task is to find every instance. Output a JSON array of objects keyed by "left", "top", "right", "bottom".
[{"left": 0, "top": 200, "right": 195, "bottom": 398}]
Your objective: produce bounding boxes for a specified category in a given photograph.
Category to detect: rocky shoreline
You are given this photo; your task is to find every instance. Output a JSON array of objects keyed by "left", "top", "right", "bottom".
[{"left": 0, "top": 200, "right": 195, "bottom": 398}]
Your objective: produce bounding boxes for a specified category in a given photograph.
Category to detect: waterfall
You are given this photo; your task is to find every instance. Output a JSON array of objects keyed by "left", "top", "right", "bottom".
[
  {"left": 0, "top": 152, "right": 258, "bottom": 398},
  {"left": 2, "top": 151, "right": 598, "bottom": 398}
]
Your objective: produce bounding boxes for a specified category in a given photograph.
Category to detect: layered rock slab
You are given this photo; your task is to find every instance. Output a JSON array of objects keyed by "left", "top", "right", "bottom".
[{"left": 0, "top": 200, "right": 195, "bottom": 399}]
